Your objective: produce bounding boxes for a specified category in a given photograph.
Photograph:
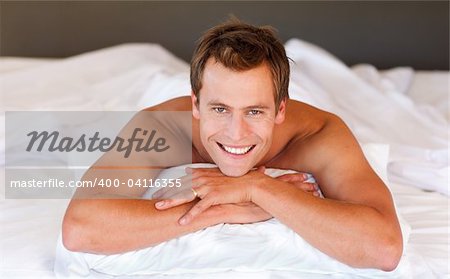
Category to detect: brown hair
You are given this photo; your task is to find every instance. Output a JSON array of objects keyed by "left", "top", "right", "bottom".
[{"left": 190, "top": 18, "right": 290, "bottom": 109}]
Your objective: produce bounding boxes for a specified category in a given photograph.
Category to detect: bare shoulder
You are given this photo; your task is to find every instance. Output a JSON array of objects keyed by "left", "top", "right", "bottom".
[
  {"left": 279, "top": 100, "right": 361, "bottom": 172},
  {"left": 278, "top": 101, "right": 388, "bottom": 201},
  {"left": 276, "top": 100, "right": 363, "bottom": 172},
  {"left": 144, "top": 96, "right": 192, "bottom": 112},
  {"left": 281, "top": 99, "right": 337, "bottom": 139}
]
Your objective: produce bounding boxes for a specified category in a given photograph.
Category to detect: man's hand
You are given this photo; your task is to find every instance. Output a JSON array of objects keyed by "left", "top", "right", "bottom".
[
  {"left": 276, "top": 173, "right": 321, "bottom": 197},
  {"left": 155, "top": 167, "right": 266, "bottom": 225},
  {"left": 154, "top": 167, "right": 321, "bottom": 225},
  {"left": 153, "top": 167, "right": 266, "bottom": 207},
  {"left": 152, "top": 172, "right": 199, "bottom": 205}
]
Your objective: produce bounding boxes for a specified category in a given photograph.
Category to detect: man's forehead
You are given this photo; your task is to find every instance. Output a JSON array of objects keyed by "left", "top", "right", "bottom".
[
  {"left": 200, "top": 58, "right": 276, "bottom": 108},
  {"left": 202, "top": 57, "right": 274, "bottom": 80}
]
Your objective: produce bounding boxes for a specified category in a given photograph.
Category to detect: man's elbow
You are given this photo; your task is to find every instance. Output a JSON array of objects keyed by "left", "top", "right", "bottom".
[
  {"left": 377, "top": 232, "right": 403, "bottom": 272},
  {"left": 62, "top": 214, "right": 86, "bottom": 252},
  {"left": 62, "top": 204, "right": 99, "bottom": 253}
]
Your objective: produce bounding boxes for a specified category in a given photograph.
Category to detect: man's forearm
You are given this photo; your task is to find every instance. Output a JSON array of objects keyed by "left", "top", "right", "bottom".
[
  {"left": 62, "top": 198, "right": 224, "bottom": 254},
  {"left": 251, "top": 180, "right": 403, "bottom": 271}
]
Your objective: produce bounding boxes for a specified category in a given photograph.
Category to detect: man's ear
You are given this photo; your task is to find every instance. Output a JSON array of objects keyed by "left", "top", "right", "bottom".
[
  {"left": 274, "top": 99, "right": 286, "bottom": 124},
  {"left": 191, "top": 92, "right": 200, "bottom": 119}
]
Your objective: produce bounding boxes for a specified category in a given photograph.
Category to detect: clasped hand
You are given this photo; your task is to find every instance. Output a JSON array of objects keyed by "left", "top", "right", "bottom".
[{"left": 152, "top": 167, "right": 320, "bottom": 225}]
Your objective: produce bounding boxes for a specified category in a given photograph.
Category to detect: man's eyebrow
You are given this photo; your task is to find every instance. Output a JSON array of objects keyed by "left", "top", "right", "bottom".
[
  {"left": 207, "top": 101, "right": 230, "bottom": 108},
  {"left": 206, "top": 101, "right": 270, "bottom": 110},
  {"left": 245, "top": 105, "right": 271, "bottom": 110}
]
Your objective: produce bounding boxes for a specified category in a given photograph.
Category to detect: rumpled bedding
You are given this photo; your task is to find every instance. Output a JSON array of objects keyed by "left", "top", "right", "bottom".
[
  {"left": 0, "top": 38, "right": 448, "bottom": 278},
  {"left": 54, "top": 147, "right": 412, "bottom": 278},
  {"left": 284, "top": 39, "right": 448, "bottom": 196}
]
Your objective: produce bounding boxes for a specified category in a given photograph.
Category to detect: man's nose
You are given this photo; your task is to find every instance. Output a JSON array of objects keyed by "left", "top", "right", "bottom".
[{"left": 226, "top": 114, "right": 250, "bottom": 141}]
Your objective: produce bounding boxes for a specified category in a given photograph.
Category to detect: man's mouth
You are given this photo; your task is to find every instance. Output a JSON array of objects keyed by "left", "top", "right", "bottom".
[{"left": 217, "top": 142, "right": 256, "bottom": 155}]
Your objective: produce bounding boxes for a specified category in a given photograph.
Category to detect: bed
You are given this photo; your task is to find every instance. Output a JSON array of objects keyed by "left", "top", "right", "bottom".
[{"left": 0, "top": 2, "right": 448, "bottom": 278}]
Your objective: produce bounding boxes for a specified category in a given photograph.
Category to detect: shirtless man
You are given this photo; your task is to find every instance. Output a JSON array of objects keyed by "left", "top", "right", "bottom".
[{"left": 62, "top": 19, "right": 402, "bottom": 271}]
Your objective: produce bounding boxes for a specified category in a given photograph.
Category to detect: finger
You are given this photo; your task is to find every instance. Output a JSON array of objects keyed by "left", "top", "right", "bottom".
[
  {"left": 292, "top": 173, "right": 308, "bottom": 181},
  {"left": 164, "top": 185, "right": 199, "bottom": 202},
  {"left": 152, "top": 178, "right": 187, "bottom": 199},
  {"left": 154, "top": 198, "right": 189, "bottom": 210},
  {"left": 179, "top": 174, "right": 194, "bottom": 189},
  {"left": 166, "top": 188, "right": 197, "bottom": 200},
  {"left": 276, "top": 174, "right": 294, "bottom": 182},
  {"left": 297, "top": 186, "right": 319, "bottom": 197},
  {"left": 291, "top": 182, "right": 317, "bottom": 191},
  {"left": 190, "top": 184, "right": 208, "bottom": 199},
  {"left": 277, "top": 173, "right": 307, "bottom": 182},
  {"left": 256, "top": 166, "right": 266, "bottom": 174},
  {"left": 155, "top": 188, "right": 196, "bottom": 210},
  {"left": 179, "top": 198, "right": 213, "bottom": 225},
  {"left": 304, "top": 182, "right": 318, "bottom": 191},
  {"left": 190, "top": 177, "right": 209, "bottom": 193}
]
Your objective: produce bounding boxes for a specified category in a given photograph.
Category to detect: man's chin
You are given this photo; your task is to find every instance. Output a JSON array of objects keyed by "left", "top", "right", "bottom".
[{"left": 217, "top": 164, "right": 252, "bottom": 177}]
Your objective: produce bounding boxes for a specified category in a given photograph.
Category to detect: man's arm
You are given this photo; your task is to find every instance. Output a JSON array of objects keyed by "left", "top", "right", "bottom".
[
  {"left": 62, "top": 99, "right": 270, "bottom": 254},
  {"left": 63, "top": 188, "right": 272, "bottom": 254},
  {"left": 251, "top": 114, "right": 402, "bottom": 271},
  {"left": 63, "top": 198, "right": 216, "bottom": 254}
]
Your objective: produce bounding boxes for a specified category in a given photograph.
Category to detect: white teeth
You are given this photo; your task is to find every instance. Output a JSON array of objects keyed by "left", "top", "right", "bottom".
[{"left": 222, "top": 144, "right": 253, "bottom": 155}]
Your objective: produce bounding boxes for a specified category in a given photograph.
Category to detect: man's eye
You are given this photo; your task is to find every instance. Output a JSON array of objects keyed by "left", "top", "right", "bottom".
[
  {"left": 248, "top": 109, "right": 262, "bottom": 116},
  {"left": 213, "top": 107, "right": 226, "bottom": 113}
]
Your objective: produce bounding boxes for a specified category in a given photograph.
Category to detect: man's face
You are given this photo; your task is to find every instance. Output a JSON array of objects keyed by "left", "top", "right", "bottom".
[{"left": 192, "top": 58, "right": 286, "bottom": 177}]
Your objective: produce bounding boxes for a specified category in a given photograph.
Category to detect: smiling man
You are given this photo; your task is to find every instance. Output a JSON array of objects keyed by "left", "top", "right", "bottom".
[
  {"left": 62, "top": 19, "right": 403, "bottom": 271},
  {"left": 192, "top": 59, "right": 283, "bottom": 177}
]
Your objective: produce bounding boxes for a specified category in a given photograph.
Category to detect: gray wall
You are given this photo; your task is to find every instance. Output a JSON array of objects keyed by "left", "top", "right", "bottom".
[{"left": 1, "top": 1, "right": 448, "bottom": 70}]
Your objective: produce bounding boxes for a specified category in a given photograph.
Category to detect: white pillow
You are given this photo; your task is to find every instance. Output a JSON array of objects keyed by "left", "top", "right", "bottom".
[{"left": 54, "top": 143, "right": 411, "bottom": 278}]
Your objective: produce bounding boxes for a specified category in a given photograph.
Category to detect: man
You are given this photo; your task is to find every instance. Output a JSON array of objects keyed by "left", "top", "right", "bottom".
[{"left": 62, "top": 19, "right": 402, "bottom": 271}]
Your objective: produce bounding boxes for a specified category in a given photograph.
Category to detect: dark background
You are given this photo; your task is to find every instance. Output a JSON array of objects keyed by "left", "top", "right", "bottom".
[{"left": 1, "top": 1, "right": 448, "bottom": 70}]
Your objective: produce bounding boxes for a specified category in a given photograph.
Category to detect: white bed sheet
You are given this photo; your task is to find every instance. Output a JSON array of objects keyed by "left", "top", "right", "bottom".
[
  {"left": 0, "top": 170, "right": 447, "bottom": 279},
  {"left": 0, "top": 40, "right": 448, "bottom": 278}
]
